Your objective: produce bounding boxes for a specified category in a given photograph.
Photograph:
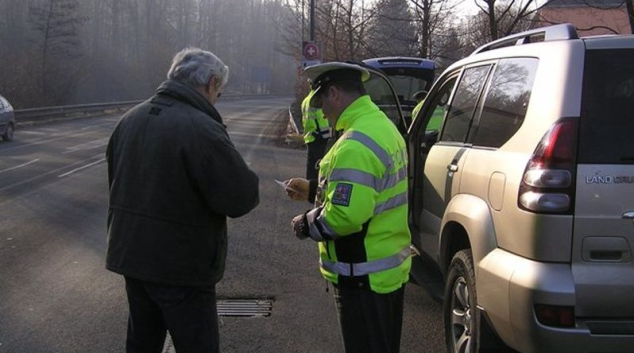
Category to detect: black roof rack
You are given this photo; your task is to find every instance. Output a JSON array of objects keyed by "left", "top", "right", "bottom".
[{"left": 470, "top": 23, "right": 579, "bottom": 56}]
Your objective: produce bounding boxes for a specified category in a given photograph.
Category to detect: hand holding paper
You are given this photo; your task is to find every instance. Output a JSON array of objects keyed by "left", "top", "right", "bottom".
[
  {"left": 276, "top": 178, "right": 309, "bottom": 201},
  {"left": 275, "top": 179, "right": 300, "bottom": 193}
]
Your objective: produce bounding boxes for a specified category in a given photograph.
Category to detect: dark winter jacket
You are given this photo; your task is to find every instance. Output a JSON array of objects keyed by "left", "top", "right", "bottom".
[{"left": 106, "top": 79, "right": 259, "bottom": 287}]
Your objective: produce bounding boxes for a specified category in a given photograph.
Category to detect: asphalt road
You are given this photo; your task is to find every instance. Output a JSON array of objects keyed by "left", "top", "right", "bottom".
[{"left": 0, "top": 97, "right": 444, "bottom": 353}]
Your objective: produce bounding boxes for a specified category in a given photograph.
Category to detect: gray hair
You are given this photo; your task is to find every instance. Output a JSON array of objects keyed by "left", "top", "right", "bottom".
[{"left": 167, "top": 48, "right": 229, "bottom": 89}]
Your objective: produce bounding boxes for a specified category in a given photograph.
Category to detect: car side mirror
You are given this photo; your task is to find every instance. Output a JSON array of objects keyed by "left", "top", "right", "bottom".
[{"left": 421, "top": 130, "right": 439, "bottom": 153}]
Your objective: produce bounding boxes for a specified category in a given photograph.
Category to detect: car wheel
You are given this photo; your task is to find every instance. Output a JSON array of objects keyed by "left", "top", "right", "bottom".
[
  {"left": 2, "top": 122, "right": 14, "bottom": 141},
  {"left": 444, "top": 249, "right": 477, "bottom": 353}
]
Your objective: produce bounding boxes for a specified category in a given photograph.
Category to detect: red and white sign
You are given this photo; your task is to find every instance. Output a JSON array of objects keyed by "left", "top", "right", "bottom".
[
  {"left": 303, "top": 41, "right": 320, "bottom": 61},
  {"left": 302, "top": 41, "right": 321, "bottom": 68}
]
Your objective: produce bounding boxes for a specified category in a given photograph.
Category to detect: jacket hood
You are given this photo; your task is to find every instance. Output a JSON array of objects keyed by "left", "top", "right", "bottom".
[{"left": 156, "top": 79, "right": 224, "bottom": 125}]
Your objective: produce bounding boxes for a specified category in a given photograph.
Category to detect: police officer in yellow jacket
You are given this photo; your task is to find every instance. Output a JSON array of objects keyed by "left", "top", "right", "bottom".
[
  {"left": 285, "top": 62, "right": 411, "bottom": 353},
  {"left": 410, "top": 90, "right": 427, "bottom": 121},
  {"left": 301, "top": 89, "right": 332, "bottom": 179}
]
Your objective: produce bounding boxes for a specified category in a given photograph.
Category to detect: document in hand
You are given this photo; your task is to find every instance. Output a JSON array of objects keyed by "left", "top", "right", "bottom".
[{"left": 274, "top": 179, "right": 300, "bottom": 193}]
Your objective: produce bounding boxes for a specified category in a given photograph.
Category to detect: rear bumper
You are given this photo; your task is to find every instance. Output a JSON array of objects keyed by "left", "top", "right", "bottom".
[{"left": 477, "top": 248, "right": 634, "bottom": 353}]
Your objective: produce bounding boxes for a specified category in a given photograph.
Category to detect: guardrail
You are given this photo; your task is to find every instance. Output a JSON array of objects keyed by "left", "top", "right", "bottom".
[
  {"left": 14, "top": 101, "right": 141, "bottom": 125},
  {"left": 14, "top": 94, "right": 290, "bottom": 125}
]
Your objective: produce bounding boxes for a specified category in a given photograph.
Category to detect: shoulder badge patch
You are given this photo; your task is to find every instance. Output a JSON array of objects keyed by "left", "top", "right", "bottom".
[{"left": 332, "top": 183, "right": 353, "bottom": 206}]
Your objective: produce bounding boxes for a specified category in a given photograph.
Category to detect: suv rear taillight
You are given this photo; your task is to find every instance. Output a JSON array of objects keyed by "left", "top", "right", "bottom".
[{"left": 519, "top": 118, "right": 578, "bottom": 214}]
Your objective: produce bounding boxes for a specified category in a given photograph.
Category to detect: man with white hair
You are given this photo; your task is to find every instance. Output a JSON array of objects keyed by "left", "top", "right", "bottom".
[{"left": 106, "top": 47, "right": 259, "bottom": 353}]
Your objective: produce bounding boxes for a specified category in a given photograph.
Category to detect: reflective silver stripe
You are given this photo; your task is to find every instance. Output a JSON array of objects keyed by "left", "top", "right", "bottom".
[
  {"left": 330, "top": 168, "right": 380, "bottom": 190},
  {"left": 343, "top": 132, "right": 409, "bottom": 191},
  {"left": 315, "top": 213, "right": 340, "bottom": 241},
  {"left": 345, "top": 131, "right": 392, "bottom": 171},
  {"left": 319, "top": 127, "right": 332, "bottom": 139},
  {"left": 307, "top": 207, "right": 340, "bottom": 241},
  {"left": 329, "top": 165, "right": 407, "bottom": 193},
  {"left": 388, "top": 165, "right": 408, "bottom": 189},
  {"left": 374, "top": 192, "right": 408, "bottom": 215},
  {"left": 320, "top": 246, "right": 410, "bottom": 276}
]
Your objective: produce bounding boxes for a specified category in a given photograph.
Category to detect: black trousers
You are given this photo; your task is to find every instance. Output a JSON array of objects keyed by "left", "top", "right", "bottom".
[
  {"left": 306, "top": 138, "right": 329, "bottom": 180},
  {"left": 333, "top": 284, "right": 406, "bottom": 353},
  {"left": 124, "top": 277, "right": 220, "bottom": 353}
]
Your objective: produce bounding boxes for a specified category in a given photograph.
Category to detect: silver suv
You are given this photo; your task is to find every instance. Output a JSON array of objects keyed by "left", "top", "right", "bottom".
[{"left": 407, "top": 24, "right": 634, "bottom": 353}]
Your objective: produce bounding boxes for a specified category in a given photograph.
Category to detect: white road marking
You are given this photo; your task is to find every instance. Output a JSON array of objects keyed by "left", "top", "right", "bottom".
[
  {"left": 57, "top": 158, "right": 106, "bottom": 178},
  {"left": 18, "top": 130, "right": 47, "bottom": 135},
  {"left": 0, "top": 154, "right": 105, "bottom": 192},
  {"left": 0, "top": 159, "right": 40, "bottom": 174},
  {"left": 63, "top": 138, "right": 109, "bottom": 154}
]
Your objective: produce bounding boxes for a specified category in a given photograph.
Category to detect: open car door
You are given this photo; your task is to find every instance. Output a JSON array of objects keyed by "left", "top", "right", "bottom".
[{"left": 361, "top": 66, "right": 408, "bottom": 136}]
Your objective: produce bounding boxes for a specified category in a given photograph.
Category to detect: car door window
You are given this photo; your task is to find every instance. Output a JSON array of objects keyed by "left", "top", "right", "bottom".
[
  {"left": 364, "top": 72, "right": 407, "bottom": 133},
  {"left": 440, "top": 65, "right": 492, "bottom": 143},
  {"left": 418, "top": 76, "right": 457, "bottom": 134},
  {"left": 472, "top": 58, "right": 538, "bottom": 148}
]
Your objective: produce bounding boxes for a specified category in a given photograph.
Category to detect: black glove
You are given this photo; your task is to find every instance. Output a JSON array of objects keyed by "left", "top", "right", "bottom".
[{"left": 291, "top": 212, "right": 310, "bottom": 240}]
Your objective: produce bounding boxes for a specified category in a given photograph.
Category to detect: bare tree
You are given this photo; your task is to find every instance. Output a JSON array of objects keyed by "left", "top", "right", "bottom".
[
  {"left": 366, "top": 0, "right": 418, "bottom": 57},
  {"left": 314, "top": 0, "right": 375, "bottom": 61},
  {"left": 0, "top": 0, "right": 34, "bottom": 107},
  {"left": 473, "top": 0, "right": 544, "bottom": 40},
  {"left": 29, "top": 0, "right": 87, "bottom": 105},
  {"left": 0, "top": 0, "right": 310, "bottom": 106},
  {"left": 409, "top": 0, "right": 462, "bottom": 64},
  {"left": 434, "top": 26, "right": 470, "bottom": 70}
]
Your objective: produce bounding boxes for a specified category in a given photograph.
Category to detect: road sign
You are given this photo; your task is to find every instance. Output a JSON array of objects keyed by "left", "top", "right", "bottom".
[
  {"left": 303, "top": 41, "right": 321, "bottom": 61},
  {"left": 302, "top": 41, "right": 321, "bottom": 69},
  {"left": 302, "top": 60, "right": 321, "bottom": 69}
]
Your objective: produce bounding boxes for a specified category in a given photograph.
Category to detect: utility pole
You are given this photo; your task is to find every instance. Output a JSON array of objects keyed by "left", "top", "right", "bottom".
[
  {"left": 310, "top": 0, "right": 315, "bottom": 41},
  {"left": 301, "top": 0, "right": 320, "bottom": 69}
]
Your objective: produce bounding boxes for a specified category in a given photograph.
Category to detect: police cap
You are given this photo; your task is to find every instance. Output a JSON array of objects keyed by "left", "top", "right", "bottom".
[{"left": 305, "top": 62, "right": 370, "bottom": 108}]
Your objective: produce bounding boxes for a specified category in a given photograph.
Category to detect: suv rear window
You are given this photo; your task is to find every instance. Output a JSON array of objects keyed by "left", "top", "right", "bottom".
[{"left": 579, "top": 49, "right": 634, "bottom": 164}]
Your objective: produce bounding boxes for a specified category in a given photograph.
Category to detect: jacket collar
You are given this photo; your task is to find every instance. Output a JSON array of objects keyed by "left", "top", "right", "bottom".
[
  {"left": 335, "top": 95, "right": 378, "bottom": 132},
  {"left": 155, "top": 79, "right": 224, "bottom": 125}
]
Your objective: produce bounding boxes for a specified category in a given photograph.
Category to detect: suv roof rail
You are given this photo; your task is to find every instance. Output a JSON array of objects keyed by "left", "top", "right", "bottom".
[{"left": 471, "top": 23, "right": 579, "bottom": 56}]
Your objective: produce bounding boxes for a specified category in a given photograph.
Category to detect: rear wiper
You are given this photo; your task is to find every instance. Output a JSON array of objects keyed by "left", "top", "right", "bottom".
[{"left": 621, "top": 156, "right": 634, "bottom": 161}]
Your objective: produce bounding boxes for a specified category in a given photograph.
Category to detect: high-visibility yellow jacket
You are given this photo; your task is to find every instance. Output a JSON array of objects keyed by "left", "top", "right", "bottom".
[
  {"left": 301, "top": 90, "right": 331, "bottom": 144},
  {"left": 304, "top": 95, "right": 411, "bottom": 294},
  {"left": 412, "top": 99, "right": 444, "bottom": 131},
  {"left": 412, "top": 99, "right": 424, "bottom": 121}
]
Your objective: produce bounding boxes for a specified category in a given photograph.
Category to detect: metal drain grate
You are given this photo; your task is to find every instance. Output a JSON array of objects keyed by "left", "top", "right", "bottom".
[{"left": 217, "top": 299, "right": 273, "bottom": 317}]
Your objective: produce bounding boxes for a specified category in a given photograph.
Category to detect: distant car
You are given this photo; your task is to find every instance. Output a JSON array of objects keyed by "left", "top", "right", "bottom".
[
  {"left": 0, "top": 94, "right": 15, "bottom": 141},
  {"left": 362, "top": 56, "right": 435, "bottom": 128}
]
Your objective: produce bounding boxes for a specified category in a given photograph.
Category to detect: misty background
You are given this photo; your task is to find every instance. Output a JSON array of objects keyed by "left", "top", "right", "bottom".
[
  {"left": 1, "top": 0, "right": 631, "bottom": 109},
  {"left": 0, "top": 0, "right": 298, "bottom": 109}
]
